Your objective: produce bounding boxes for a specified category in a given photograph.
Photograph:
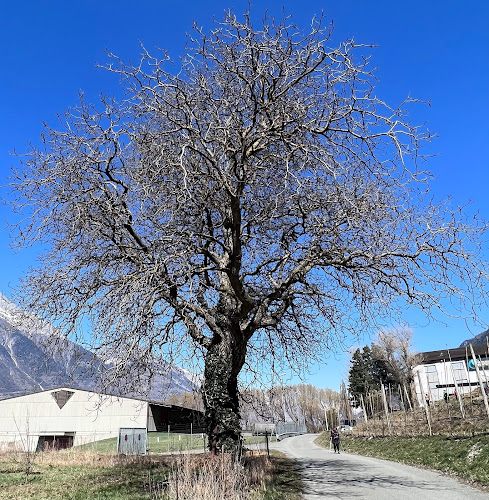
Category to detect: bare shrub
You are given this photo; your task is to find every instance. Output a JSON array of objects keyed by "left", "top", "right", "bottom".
[{"left": 152, "top": 453, "right": 268, "bottom": 500}]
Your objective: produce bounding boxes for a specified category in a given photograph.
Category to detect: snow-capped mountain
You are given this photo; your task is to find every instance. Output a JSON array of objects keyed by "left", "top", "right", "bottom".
[{"left": 0, "top": 293, "right": 199, "bottom": 401}]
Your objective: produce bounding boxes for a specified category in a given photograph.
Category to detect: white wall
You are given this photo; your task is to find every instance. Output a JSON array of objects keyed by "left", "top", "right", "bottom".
[
  {"left": 413, "top": 359, "right": 489, "bottom": 406},
  {"left": 0, "top": 388, "right": 148, "bottom": 451}
]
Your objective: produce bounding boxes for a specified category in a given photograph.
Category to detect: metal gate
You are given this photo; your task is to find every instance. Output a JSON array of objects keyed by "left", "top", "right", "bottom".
[{"left": 117, "top": 428, "right": 147, "bottom": 455}]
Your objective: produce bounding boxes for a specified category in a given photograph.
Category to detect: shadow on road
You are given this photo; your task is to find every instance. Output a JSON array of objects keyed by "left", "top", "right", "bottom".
[{"left": 295, "top": 457, "right": 442, "bottom": 497}]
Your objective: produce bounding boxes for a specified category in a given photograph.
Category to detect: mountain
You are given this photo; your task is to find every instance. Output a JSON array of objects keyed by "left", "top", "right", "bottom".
[
  {"left": 459, "top": 328, "right": 489, "bottom": 348},
  {"left": 0, "top": 293, "right": 198, "bottom": 401}
]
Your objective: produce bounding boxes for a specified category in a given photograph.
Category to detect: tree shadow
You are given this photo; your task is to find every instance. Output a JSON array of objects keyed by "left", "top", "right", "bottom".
[{"left": 294, "top": 457, "right": 446, "bottom": 498}]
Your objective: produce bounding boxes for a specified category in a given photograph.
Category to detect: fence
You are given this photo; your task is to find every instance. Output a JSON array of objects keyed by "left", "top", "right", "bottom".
[
  {"left": 0, "top": 428, "right": 208, "bottom": 456},
  {"left": 275, "top": 422, "right": 307, "bottom": 440},
  {"left": 0, "top": 422, "right": 308, "bottom": 457}
]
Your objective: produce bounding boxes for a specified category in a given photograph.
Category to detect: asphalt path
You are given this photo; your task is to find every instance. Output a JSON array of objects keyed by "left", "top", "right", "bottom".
[{"left": 270, "top": 434, "right": 489, "bottom": 499}]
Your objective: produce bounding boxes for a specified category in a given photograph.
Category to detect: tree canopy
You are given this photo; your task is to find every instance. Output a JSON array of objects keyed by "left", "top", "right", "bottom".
[
  {"left": 348, "top": 328, "right": 421, "bottom": 410},
  {"left": 9, "top": 11, "right": 488, "bottom": 451}
]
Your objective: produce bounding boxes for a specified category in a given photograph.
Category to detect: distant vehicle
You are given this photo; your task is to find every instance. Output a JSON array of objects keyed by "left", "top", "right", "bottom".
[{"left": 339, "top": 425, "right": 353, "bottom": 432}]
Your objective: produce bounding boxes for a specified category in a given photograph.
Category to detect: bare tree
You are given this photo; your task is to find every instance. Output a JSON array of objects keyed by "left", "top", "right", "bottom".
[
  {"left": 375, "top": 326, "right": 422, "bottom": 401},
  {"left": 239, "top": 384, "right": 340, "bottom": 432},
  {"left": 9, "top": 11, "right": 487, "bottom": 451}
]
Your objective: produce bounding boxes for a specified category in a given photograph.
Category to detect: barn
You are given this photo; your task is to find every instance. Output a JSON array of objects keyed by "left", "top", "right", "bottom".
[{"left": 0, "top": 387, "right": 204, "bottom": 451}]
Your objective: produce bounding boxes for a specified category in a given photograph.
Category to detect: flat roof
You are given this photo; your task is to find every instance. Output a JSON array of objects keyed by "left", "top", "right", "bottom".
[{"left": 420, "top": 344, "right": 488, "bottom": 364}]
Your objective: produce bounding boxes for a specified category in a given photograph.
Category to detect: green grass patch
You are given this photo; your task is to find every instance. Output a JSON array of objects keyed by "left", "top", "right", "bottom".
[
  {"left": 250, "top": 452, "right": 303, "bottom": 500},
  {"left": 0, "top": 455, "right": 168, "bottom": 500},
  {"left": 244, "top": 435, "right": 277, "bottom": 446},
  {"left": 75, "top": 432, "right": 207, "bottom": 454},
  {"left": 74, "top": 433, "right": 275, "bottom": 455},
  {"left": 316, "top": 432, "right": 489, "bottom": 488}
]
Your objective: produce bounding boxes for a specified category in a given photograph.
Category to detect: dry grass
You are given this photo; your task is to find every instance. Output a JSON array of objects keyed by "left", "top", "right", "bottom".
[
  {"left": 0, "top": 446, "right": 301, "bottom": 500},
  {"left": 2, "top": 446, "right": 155, "bottom": 468},
  {"left": 149, "top": 451, "right": 302, "bottom": 500},
  {"left": 0, "top": 448, "right": 168, "bottom": 500},
  {"left": 151, "top": 453, "right": 274, "bottom": 499}
]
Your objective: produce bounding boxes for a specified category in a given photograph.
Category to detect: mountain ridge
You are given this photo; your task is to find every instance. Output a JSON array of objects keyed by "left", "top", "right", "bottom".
[
  {"left": 0, "top": 293, "right": 198, "bottom": 401},
  {"left": 459, "top": 328, "right": 489, "bottom": 348}
]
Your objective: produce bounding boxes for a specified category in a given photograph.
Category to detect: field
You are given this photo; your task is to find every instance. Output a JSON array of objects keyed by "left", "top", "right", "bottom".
[
  {"left": 0, "top": 434, "right": 295, "bottom": 500},
  {"left": 0, "top": 451, "right": 166, "bottom": 500}
]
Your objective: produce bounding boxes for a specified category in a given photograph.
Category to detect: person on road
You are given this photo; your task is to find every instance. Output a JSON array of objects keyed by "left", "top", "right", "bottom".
[{"left": 330, "top": 427, "right": 340, "bottom": 453}]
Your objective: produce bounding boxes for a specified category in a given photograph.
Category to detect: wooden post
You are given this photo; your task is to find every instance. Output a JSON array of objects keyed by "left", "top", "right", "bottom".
[
  {"left": 469, "top": 344, "right": 489, "bottom": 420},
  {"left": 399, "top": 384, "right": 407, "bottom": 433},
  {"left": 380, "top": 381, "right": 392, "bottom": 435},
  {"left": 416, "top": 370, "right": 432, "bottom": 436},
  {"left": 398, "top": 384, "right": 404, "bottom": 409},
  {"left": 443, "top": 358, "right": 451, "bottom": 419},
  {"left": 466, "top": 346, "right": 473, "bottom": 411},
  {"left": 447, "top": 348, "right": 465, "bottom": 419},
  {"left": 368, "top": 392, "right": 374, "bottom": 417},
  {"left": 478, "top": 355, "right": 489, "bottom": 388},
  {"left": 403, "top": 383, "right": 413, "bottom": 411}
]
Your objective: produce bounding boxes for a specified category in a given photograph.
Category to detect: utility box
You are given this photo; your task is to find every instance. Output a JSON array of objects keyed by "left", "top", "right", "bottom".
[{"left": 117, "top": 428, "right": 147, "bottom": 455}]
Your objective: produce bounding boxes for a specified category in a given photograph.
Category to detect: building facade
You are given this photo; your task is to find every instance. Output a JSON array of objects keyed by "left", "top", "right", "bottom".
[
  {"left": 0, "top": 387, "right": 203, "bottom": 451},
  {"left": 413, "top": 344, "right": 489, "bottom": 405}
]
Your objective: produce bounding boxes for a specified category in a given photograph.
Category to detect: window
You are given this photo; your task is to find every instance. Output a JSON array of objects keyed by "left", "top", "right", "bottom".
[
  {"left": 51, "top": 390, "right": 74, "bottom": 409},
  {"left": 424, "top": 365, "right": 439, "bottom": 390},
  {"left": 451, "top": 361, "right": 467, "bottom": 383}
]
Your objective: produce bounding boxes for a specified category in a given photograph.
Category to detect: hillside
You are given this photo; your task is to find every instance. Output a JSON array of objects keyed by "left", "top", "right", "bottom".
[
  {"left": 459, "top": 328, "right": 489, "bottom": 348},
  {"left": 0, "top": 293, "right": 197, "bottom": 400}
]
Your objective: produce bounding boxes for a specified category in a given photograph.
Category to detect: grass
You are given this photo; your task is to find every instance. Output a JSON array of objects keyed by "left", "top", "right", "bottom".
[
  {"left": 0, "top": 445, "right": 301, "bottom": 500},
  {"left": 76, "top": 432, "right": 207, "bottom": 454},
  {"left": 0, "top": 451, "right": 168, "bottom": 500},
  {"left": 250, "top": 452, "right": 302, "bottom": 500},
  {"left": 75, "top": 433, "right": 276, "bottom": 455},
  {"left": 245, "top": 435, "right": 278, "bottom": 445},
  {"left": 315, "top": 431, "right": 489, "bottom": 489}
]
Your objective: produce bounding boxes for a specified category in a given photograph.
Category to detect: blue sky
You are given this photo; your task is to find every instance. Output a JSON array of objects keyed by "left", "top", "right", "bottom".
[{"left": 0, "top": 1, "right": 488, "bottom": 391}]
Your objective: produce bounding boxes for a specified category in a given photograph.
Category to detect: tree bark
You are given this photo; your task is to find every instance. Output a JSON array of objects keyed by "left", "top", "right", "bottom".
[{"left": 201, "top": 332, "right": 247, "bottom": 453}]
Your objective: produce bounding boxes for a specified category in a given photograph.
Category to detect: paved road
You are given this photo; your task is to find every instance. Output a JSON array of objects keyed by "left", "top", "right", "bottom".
[{"left": 270, "top": 434, "right": 489, "bottom": 499}]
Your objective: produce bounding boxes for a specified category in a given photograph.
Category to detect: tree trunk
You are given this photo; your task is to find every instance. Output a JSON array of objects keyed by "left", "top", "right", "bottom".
[{"left": 201, "top": 333, "right": 246, "bottom": 454}]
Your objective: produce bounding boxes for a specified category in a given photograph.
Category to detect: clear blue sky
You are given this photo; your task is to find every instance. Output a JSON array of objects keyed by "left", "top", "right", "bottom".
[{"left": 0, "top": 1, "right": 488, "bottom": 391}]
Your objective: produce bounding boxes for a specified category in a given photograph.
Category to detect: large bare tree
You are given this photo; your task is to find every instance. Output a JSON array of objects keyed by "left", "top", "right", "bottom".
[{"left": 9, "top": 11, "right": 487, "bottom": 451}]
